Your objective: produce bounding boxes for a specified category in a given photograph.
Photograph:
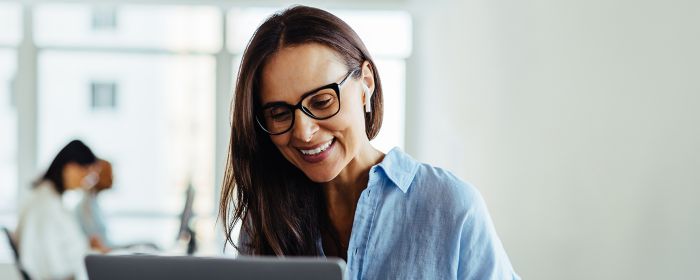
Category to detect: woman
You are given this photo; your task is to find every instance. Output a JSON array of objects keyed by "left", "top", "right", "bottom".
[
  {"left": 16, "top": 140, "right": 100, "bottom": 280},
  {"left": 219, "top": 6, "right": 520, "bottom": 279}
]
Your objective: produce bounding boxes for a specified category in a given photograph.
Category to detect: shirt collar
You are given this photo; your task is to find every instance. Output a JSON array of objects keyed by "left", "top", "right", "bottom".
[{"left": 373, "top": 147, "right": 420, "bottom": 194}]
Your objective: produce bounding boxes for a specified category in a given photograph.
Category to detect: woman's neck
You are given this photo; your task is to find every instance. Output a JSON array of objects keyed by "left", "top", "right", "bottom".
[
  {"left": 322, "top": 142, "right": 384, "bottom": 208},
  {"left": 320, "top": 142, "right": 384, "bottom": 251}
]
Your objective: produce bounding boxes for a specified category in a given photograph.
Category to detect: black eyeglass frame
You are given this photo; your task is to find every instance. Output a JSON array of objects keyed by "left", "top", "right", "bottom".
[{"left": 256, "top": 68, "right": 359, "bottom": 135}]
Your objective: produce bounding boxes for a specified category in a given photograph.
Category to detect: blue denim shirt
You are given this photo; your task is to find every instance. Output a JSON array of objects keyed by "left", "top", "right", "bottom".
[
  {"left": 336, "top": 148, "right": 519, "bottom": 279},
  {"left": 239, "top": 148, "right": 520, "bottom": 279}
]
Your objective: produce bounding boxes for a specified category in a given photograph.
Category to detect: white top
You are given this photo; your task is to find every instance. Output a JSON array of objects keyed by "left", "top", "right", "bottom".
[{"left": 16, "top": 181, "right": 89, "bottom": 280}]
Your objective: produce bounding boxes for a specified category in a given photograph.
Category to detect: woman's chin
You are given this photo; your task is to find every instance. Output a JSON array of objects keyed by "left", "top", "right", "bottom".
[
  {"left": 292, "top": 146, "right": 343, "bottom": 183},
  {"left": 303, "top": 170, "right": 338, "bottom": 183},
  {"left": 299, "top": 162, "right": 342, "bottom": 183}
]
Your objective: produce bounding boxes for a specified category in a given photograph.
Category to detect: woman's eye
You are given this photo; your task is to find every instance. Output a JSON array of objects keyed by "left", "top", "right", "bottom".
[
  {"left": 268, "top": 109, "right": 291, "bottom": 121},
  {"left": 310, "top": 94, "right": 335, "bottom": 109},
  {"left": 313, "top": 99, "right": 331, "bottom": 108}
]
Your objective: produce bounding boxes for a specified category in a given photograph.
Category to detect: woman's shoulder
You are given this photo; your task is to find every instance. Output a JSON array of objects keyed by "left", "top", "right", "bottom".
[
  {"left": 27, "top": 180, "right": 61, "bottom": 201},
  {"left": 19, "top": 181, "right": 64, "bottom": 219},
  {"left": 380, "top": 148, "right": 484, "bottom": 213},
  {"left": 411, "top": 162, "right": 484, "bottom": 212}
]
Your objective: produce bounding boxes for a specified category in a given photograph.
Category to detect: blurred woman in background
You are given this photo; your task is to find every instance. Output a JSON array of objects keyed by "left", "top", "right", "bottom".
[{"left": 16, "top": 140, "right": 100, "bottom": 280}]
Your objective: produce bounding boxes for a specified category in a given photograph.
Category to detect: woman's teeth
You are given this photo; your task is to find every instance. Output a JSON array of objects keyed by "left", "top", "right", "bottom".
[{"left": 300, "top": 139, "right": 333, "bottom": 155}]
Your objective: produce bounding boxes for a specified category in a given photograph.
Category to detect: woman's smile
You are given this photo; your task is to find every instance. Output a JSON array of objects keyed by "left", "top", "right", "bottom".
[{"left": 296, "top": 137, "right": 336, "bottom": 163}]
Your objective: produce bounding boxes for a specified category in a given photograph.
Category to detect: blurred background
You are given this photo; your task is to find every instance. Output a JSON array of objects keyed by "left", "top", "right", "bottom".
[{"left": 0, "top": 0, "right": 698, "bottom": 279}]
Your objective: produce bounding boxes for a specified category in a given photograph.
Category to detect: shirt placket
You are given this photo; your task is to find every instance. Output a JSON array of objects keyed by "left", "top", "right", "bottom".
[{"left": 346, "top": 167, "right": 382, "bottom": 280}]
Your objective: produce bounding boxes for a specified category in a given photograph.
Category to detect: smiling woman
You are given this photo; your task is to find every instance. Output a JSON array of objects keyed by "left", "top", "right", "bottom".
[
  {"left": 259, "top": 43, "right": 379, "bottom": 183},
  {"left": 219, "top": 5, "right": 520, "bottom": 280}
]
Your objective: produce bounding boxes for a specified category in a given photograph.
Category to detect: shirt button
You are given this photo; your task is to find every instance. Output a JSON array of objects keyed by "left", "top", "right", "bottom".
[{"left": 354, "top": 248, "right": 358, "bottom": 255}]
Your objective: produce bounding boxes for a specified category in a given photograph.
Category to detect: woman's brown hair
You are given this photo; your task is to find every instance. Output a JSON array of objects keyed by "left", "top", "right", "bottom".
[{"left": 219, "top": 5, "right": 384, "bottom": 256}]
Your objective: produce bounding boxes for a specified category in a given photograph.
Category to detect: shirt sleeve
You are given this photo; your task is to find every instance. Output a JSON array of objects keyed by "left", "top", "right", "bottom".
[
  {"left": 76, "top": 196, "right": 98, "bottom": 237},
  {"left": 457, "top": 191, "right": 520, "bottom": 280}
]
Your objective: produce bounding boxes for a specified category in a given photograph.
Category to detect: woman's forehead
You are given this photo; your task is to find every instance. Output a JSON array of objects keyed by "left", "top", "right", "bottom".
[{"left": 260, "top": 43, "right": 347, "bottom": 104}]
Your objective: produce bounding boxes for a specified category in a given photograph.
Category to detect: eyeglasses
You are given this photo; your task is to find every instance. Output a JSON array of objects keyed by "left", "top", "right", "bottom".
[{"left": 256, "top": 68, "right": 358, "bottom": 135}]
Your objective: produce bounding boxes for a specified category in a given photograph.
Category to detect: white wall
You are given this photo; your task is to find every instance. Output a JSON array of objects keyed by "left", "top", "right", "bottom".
[{"left": 407, "top": 0, "right": 700, "bottom": 279}]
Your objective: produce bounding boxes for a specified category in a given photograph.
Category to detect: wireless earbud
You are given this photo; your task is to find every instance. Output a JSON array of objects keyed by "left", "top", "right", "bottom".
[{"left": 363, "top": 85, "right": 372, "bottom": 113}]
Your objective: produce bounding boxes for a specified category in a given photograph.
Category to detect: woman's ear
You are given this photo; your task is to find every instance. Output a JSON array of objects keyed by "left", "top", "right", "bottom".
[{"left": 360, "top": 61, "right": 376, "bottom": 111}]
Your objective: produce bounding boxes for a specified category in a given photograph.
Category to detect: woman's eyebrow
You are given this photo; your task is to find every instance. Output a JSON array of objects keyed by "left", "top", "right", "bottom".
[
  {"left": 261, "top": 82, "right": 336, "bottom": 109},
  {"left": 300, "top": 83, "right": 333, "bottom": 98},
  {"left": 260, "top": 101, "right": 290, "bottom": 110}
]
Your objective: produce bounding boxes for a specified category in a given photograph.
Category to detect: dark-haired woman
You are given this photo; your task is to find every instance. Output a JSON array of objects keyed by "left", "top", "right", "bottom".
[
  {"left": 16, "top": 140, "right": 100, "bottom": 280},
  {"left": 220, "top": 6, "right": 520, "bottom": 280}
]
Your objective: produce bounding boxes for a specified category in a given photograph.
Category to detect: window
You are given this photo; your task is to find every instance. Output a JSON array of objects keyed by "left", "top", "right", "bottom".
[
  {"left": 0, "top": 50, "right": 18, "bottom": 227},
  {"left": 35, "top": 4, "right": 222, "bottom": 52},
  {"left": 92, "top": 6, "right": 118, "bottom": 30},
  {"left": 35, "top": 4, "right": 220, "bottom": 249},
  {"left": 0, "top": 3, "right": 22, "bottom": 46},
  {"left": 91, "top": 81, "right": 118, "bottom": 109},
  {"left": 0, "top": 2, "right": 21, "bottom": 228}
]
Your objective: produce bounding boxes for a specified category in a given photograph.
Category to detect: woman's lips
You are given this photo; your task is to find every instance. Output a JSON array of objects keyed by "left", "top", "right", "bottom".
[{"left": 298, "top": 138, "right": 335, "bottom": 164}]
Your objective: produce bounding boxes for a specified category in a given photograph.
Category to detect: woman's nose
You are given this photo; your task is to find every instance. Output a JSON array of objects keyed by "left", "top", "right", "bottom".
[{"left": 291, "top": 109, "right": 319, "bottom": 142}]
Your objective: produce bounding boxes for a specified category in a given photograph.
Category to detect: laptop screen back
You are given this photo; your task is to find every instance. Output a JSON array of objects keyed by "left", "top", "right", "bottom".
[{"left": 85, "top": 254, "right": 346, "bottom": 280}]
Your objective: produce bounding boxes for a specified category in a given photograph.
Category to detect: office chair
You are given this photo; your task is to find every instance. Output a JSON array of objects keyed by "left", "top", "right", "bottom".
[{"left": 2, "top": 227, "right": 30, "bottom": 280}]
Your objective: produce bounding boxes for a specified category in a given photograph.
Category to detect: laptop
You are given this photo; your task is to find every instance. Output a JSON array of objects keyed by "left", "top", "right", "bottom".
[{"left": 85, "top": 254, "right": 346, "bottom": 280}]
